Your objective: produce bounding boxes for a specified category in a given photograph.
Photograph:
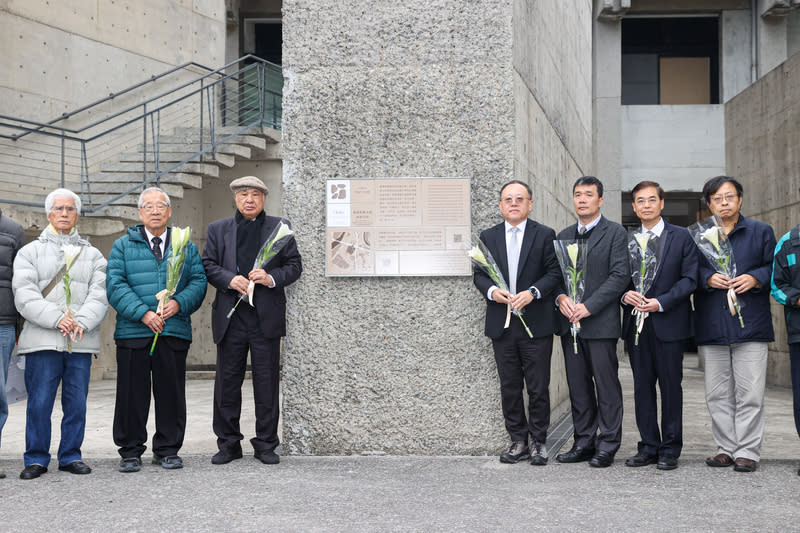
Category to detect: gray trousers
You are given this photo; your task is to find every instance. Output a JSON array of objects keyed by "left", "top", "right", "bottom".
[{"left": 699, "top": 342, "right": 768, "bottom": 461}]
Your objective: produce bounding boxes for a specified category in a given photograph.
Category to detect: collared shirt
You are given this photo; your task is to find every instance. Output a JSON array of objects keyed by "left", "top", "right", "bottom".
[
  {"left": 487, "top": 220, "right": 540, "bottom": 300},
  {"left": 642, "top": 217, "right": 665, "bottom": 238},
  {"left": 577, "top": 214, "right": 602, "bottom": 235},
  {"left": 143, "top": 227, "right": 167, "bottom": 257}
]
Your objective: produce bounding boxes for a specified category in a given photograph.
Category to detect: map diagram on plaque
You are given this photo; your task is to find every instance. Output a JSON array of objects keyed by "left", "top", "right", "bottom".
[{"left": 325, "top": 178, "right": 471, "bottom": 277}]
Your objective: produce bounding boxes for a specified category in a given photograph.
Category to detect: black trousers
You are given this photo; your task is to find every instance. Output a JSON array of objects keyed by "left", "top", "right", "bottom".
[
  {"left": 561, "top": 336, "right": 623, "bottom": 454},
  {"left": 628, "top": 319, "right": 684, "bottom": 457},
  {"left": 491, "top": 319, "right": 553, "bottom": 444},
  {"left": 113, "top": 336, "right": 189, "bottom": 458},
  {"left": 213, "top": 304, "right": 281, "bottom": 454}
]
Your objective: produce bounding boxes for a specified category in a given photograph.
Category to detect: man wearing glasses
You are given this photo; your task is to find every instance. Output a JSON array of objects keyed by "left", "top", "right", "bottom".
[
  {"left": 106, "top": 187, "right": 207, "bottom": 473},
  {"left": 473, "top": 180, "right": 561, "bottom": 465}
]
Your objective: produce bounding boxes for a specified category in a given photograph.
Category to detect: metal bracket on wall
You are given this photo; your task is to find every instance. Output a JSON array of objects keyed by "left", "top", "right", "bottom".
[{"left": 597, "top": 0, "right": 631, "bottom": 21}]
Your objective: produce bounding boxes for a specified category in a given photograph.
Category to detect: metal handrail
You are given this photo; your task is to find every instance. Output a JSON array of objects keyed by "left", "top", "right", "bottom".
[{"left": 0, "top": 55, "right": 282, "bottom": 214}]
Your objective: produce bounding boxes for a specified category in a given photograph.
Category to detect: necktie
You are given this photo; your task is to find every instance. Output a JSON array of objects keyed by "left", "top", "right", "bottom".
[
  {"left": 579, "top": 226, "right": 586, "bottom": 236},
  {"left": 508, "top": 227, "right": 519, "bottom": 294},
  {"left": 152, "top": 236, "right": 162, "bottom": 263}
]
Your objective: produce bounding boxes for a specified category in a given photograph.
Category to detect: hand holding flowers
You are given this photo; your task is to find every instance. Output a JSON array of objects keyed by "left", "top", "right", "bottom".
[
  {"left": 468, "top": 240, "right": 533, "bottom": 338},
  {"left": 60, "top": 244, "right": 82, "bottom": 352},
  {"left": 150, "top": 226, "right": 192, "bottom": 355},
  {"left": 553, "top": 240, "right": 587, "bottom": 354}
]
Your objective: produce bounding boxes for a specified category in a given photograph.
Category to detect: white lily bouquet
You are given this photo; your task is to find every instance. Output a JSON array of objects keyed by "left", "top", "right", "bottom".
[
  {"left": 688, "top": 215, "right": 745, "bottom": 328},
  {"left": 628, "top": 230, "right": 658, "bottom": 346},
  {"left": 553, "top": 240, "right": 587, "bottom": 354},
  {"left": 150, "top": 226, "right": 192, "bottom": 356},
  {"left": 61, "top": 244, "right": 81, "bottom": 353},
  {"left": 468, "top": 240, "right": 533, "bottom": 338},
  {"left": 227, "top": 221, "right": 294, "bottom": 319}
]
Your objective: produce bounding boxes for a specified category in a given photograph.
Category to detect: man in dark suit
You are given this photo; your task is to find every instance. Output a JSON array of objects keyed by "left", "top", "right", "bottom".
[
  {"left": 555, "top": 176, "right": 630, "bottom": 468},
  {"left": 202, "top": 176, "right": 302, "bottom": 465},
  {"left": 474, "top": 180, "right": 562, "bottom": 465},
  {"left": 622, "top": 181, "right": 698, "bottom": 471}
]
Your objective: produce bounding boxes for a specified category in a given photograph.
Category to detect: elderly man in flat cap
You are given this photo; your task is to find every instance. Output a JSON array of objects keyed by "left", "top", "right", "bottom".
[{"left": 202, "top": 176, "right": 302, "bottom": 465}]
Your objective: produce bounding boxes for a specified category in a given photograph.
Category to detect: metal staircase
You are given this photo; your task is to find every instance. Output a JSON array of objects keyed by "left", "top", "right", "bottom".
[{"left": 0, "top": 55, "right": 281, "bottom": 231}]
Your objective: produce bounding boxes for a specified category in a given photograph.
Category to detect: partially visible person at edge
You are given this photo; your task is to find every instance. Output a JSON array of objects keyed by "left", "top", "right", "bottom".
[
  {"left": 106, "top": 187, "right": 207, "bottom": 473},
  {"left": 0, "top": 207, "right": 25, "bottom": 480},
  {"left": 695, "top": 176, "right": 775, "bottom": 473},
  {"left": 473, "top": 180, "right": 562, "bottom": 466},
  {"left": 621, "top": 181, "right": 698, "bottom": 472},
  {"left": 771, "top": 217, "right": 800, "bottom": 476},
  {"left": 555, "top": 176, "right": 630, "bottom": 469},
  {"left": 12, "top": 188, "right": 108, "bottom": 480},
  {"left": 203, "top": 176, "right": 302, "bottom": 466}
]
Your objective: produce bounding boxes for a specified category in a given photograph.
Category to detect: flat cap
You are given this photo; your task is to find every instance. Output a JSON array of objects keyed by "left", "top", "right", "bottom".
[{"left": 229, "top": 176, "right": 269, "bottom": 195}]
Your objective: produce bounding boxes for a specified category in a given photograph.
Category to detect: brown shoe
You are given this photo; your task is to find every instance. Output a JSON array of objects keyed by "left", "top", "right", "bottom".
[
  {"left": 733, "top": 457, "right": 757, "bottom": 472},
  {"left": 705, "top": 453, "right": 734, "bottom": 467}
]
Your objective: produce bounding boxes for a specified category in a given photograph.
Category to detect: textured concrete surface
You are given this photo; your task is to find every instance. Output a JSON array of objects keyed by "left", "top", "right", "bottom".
[
  {"left": 726, "top": 50, "right": 800, "bottom": 388},
  {"left": 1, "top": 355, "right": 799, "bottom": 531}
]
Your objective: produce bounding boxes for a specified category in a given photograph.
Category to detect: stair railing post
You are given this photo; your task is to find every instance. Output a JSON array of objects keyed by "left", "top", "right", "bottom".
[
  {"left": 258, "top": 64, "right": 265, "bottom": 127},
  {"left": 142, "top": 103, "right": 148, "bottom": 184},
  {"left": 60, "top": 132, "right": 66, "bottom": 187},
  {"left": 81, "top": 141, "right": 92, "bottom": 210},
  {"left": 199, "top": 78, "right": 204, "bottom": 162},
  {"left": 210, "top": 84, "right": 216, "bottom": 159},
  {"left": 153, "top": 110, "right": 161, "bottom": 186}
]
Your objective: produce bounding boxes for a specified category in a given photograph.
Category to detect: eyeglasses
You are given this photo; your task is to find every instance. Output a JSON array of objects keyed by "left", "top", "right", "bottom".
[
  {"left": 634, "top": 196, "right": 660, "bottom": 206},
  {"left": 710, "top": 193, "right": 738, "bottom": 204},
  {"left": 50, "top": 205, "right": 77, "bottom": 213},
  {"left": 501, "top": 196, "right": 529, "bottom": 205},
  {"left": 139, "top": 202, "right": 169, "bottom": 213}
]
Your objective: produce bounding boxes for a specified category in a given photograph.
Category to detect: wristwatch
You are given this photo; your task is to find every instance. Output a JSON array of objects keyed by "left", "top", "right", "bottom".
[{"left": 528, "top": 286, "right": 537, "bottom": 298}]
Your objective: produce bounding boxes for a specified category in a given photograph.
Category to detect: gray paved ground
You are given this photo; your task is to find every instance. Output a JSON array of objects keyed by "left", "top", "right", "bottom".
[{"left": 1, "top": 355, "right": 799, "bottom": 532}]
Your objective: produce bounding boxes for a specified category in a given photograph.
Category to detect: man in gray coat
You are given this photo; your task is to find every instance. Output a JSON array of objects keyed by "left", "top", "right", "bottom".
[
  {"left": 0, "top": 208, "right": 25, "bottom": 480},
  {"left": 555, "top": 176, "right": 630, "bottom": 468}
]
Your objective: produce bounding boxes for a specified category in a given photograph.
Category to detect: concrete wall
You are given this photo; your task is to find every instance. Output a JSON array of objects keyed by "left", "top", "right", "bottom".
[
  {"left": 721, "top": 9, "right": 753, "bottom": 103},
  {"left": 621, "top": 105, "right": 726, "bottom": 191},
  {"left": 725, "top": 51, "right": 800, "bottom": 387},
  {"left": 280, "top": 0, "right": 593, "bottom": 454}
]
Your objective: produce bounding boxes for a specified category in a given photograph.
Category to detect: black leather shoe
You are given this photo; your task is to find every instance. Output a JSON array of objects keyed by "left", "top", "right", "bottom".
[
  {"left": 152, "top": 455, "right": 183, "bottom": 469},
  {"left": 625, "top": 452, "right": 658, "bottom": 467},
  {"left": 499, "top": 441, "right": 530, "bottom": 464},
  {"left": 556, "top": 446, "right": 595, "bottom": 464},
  {"left": 657, "top": 454, "right": 678, "bottom": 471},
  {"left": 254, "top": 449, "right": 280, "bottom": 465},
  {"left": 58, "top": 460, "right": 91, "bottom": 475},
  {"left": 588, "top": 450, "right": 615, "bottom": 468},
  {"left": 20, "top": 464, "right": 47, "bottom": 480},
  {"left": 211, "top": 449, "right": 243, "bottom": 465}
]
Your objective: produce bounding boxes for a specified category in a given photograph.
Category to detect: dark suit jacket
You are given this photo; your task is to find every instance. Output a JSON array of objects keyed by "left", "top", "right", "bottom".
[
  {"left": 556, "top": 216, "right": 630, "bottom": 339},
  {"left": 622, "top": 222, "right": 698, "bottom": 342},
  {"left": 202, "top": 213, "right": 302, "bottom": 344},
  {"left": 473, "top": 219, "right": 562, "bottom": 339}
]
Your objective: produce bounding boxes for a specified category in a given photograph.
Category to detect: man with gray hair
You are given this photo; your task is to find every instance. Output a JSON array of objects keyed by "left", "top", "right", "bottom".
[
  {"left": 0, "top": 206, "right": 25, "bottom": 479},
  {"left": 107, "top": 187, "right": 207, "bottom": 472},
  {"left": 203, "top": 176, "right": 302, "bottom": 465},
  {"left": 13, "top": 188, "right": 108, "bottom": 479}
]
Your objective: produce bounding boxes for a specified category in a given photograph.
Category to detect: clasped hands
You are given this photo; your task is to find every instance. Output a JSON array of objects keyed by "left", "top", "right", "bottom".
[
  {"left": 707, "top": 273, "right": 760, "bottom": 293},
  {"left": 557, "top": 294, "right": 591, "bottom": 324},
  {"left": 229, "top": 269, "right": 274, "bottom": 296},
  {"left": 622, "top": 291, "right": 660, "bottom": 313},
  {"left": 491, "top": 288, "right": 533, "bottom": 311},
  {"left": 57, "top": 315, "right": 84, "bottom": 342},
  {"left": 141, "top": 299, "right": 181, "bottom": 334}
]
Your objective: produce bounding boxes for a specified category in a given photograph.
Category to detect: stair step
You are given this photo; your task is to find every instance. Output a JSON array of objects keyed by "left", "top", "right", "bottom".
[
  {"left": 98, "top": 161, "right": 220, "bottom": 178},
  {"left": 88, "top": 172, "right": 204, "bottom": 189},
  {"left": 81, "top": 182, "right": 184, "bottom": 198},
  {"left": 82, "top": 204, "right": 140, "bottom": 221},
  {"left": 158, "top": 134, "right": 267, "bottom": 151},
  {"left": 138, "top": 143, "right": 252, "bottom": 159},
  {"left": 118, "top": 151, "right": 236, "bottom": 168}
]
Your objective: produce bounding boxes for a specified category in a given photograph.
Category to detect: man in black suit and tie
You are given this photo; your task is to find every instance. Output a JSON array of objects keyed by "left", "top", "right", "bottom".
[
  {"left": 622, "top": 181, "right": 698, "bottom": 471},
  {"left": 474, "top": 180, "right": 562, "bottom": 465},
  {"left": 555, "top": 176, "right": 630, "bottom": 468},
  {"left": 202, "top": 176, "right": 302, "bottom": 466}
]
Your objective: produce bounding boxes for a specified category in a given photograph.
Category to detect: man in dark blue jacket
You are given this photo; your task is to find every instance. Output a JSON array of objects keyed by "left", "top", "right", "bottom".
[
  {"left": 107, "top": 187, "right": 207, "bottom": 473},
  {"left": 621, "top": 181, "right": 698, "bottom": 471},
  {"left": 771, "top": 222, "right": 800, "bottom": 476}
]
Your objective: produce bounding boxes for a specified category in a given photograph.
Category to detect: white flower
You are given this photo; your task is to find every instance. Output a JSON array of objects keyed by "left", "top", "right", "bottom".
[
  {"left": 62, "top": 244, "right": 81, "bottom": 270},
  {"left": 273, "top": 222, "right": 293, "bottom": 243},
  {"left": 468, "top": 245, "right": 489, "bottom": 267},
  {"left": 567, "top": 243, "right": 579, "bottom": 267},
  {"left": 633, "top": 232, "right": 650, "bottom": 253},
  {"left": 171, "top": 226, "right": 191, "bottom": 255},
  {"left": 702, "top": 226, "right": 721, "bottom": 253}
]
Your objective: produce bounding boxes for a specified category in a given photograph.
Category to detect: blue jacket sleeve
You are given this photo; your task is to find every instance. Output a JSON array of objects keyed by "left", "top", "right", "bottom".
[
  {"left": 172, "top": 242, "right": 207, "bottom": 315},
  {"left": 106, "top": 238, "right": 150, "bottom": 322},
  {"left": 744, "top": 224, "right": 776, "bottom": 293}
]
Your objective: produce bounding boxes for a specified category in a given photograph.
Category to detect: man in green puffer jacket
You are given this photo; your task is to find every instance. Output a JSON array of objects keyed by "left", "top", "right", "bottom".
[{"left": 107, "top": 187, "right": 206, "bottom": 473}]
